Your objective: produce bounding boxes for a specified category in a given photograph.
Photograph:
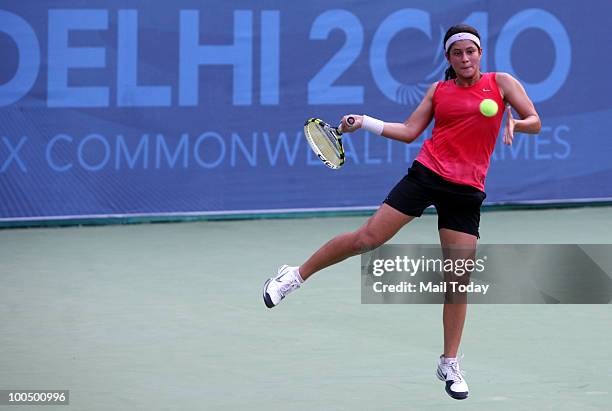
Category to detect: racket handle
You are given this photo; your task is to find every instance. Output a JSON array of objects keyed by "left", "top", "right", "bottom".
[{"left": 338, "top": 116, "right": 355, "bottom": 134}]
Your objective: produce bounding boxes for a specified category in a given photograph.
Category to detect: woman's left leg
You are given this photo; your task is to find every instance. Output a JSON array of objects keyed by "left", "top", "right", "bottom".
[
  {"left": 436, "top": 227, "right": 477, "bottom": 400},
  {"left": 438, "top": 227, "right": 477, "bottom": 358}
]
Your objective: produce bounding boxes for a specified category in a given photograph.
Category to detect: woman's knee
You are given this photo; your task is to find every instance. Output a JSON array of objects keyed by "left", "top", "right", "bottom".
[{"left": 353, "top": 228, "right": 386, "bottom": 254}]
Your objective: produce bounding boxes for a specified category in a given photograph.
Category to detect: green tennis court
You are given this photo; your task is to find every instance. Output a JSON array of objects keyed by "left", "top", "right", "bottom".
[{"left": 1, "top": 206, "right": 610, "bottom": 410}]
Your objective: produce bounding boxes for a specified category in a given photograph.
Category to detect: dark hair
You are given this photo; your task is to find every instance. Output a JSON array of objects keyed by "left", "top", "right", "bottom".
[{"left": 443, "top": 24, "right": 481, "bottom": 80}]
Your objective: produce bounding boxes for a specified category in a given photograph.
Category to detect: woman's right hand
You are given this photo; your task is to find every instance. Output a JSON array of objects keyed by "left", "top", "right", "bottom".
[{"left": 339, "top": 115, "right": 362, "bottom": 133}]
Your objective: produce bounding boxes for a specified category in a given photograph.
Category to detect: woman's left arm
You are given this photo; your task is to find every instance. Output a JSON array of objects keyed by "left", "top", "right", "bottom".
[{"left": 496, "top": 72, "right": 542, "bottom": 144}]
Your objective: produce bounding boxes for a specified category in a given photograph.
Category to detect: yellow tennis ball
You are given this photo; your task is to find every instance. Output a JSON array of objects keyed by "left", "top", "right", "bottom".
[{"left": 479, "top": 99, "right": 498, "bottom": 117}]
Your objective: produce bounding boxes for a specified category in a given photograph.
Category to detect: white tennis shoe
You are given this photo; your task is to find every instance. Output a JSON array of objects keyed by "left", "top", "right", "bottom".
[
  {"left": 263, "top": 265, "right": 302, "bottom": 308},
  {"left": 436, "top": 355, "right": 469, "bottom": 400}
]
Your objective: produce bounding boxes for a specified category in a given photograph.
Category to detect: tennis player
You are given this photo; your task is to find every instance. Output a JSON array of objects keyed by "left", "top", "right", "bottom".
[{"left": 263, "top": 23, "right": 541, "bottom": 400}]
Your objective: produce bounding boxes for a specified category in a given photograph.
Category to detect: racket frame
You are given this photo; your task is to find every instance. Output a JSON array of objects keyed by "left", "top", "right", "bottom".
[{"left": 303, "top": 118, "right": 345, "bottom": 169}]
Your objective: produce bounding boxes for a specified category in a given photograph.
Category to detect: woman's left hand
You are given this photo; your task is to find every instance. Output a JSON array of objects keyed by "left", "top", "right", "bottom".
[{"left": 503, "top": 105, "right": 515, "bottom": 145}]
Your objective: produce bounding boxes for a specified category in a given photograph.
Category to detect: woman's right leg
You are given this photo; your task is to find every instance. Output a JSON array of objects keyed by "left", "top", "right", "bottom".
[
  {"left": 298, "top": 204, "right": 415, "bottom": 281},
  {"left": 264, "top": 204, "right": 413, "bottom": 308}
]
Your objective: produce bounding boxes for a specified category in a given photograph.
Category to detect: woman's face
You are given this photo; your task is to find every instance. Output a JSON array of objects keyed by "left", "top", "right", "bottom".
[{"left": 447, "top": 39, "right": 482, "bottom": 79}]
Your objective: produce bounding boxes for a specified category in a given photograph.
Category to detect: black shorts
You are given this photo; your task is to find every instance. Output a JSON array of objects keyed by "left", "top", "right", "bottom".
[{"left": 383, "top": 161, "right": 486, "bottom": 238}]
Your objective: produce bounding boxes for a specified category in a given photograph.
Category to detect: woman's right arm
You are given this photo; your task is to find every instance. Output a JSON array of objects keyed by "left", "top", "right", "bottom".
[{"left": 341, "top": 82, "right": 437, "bottom": 144}]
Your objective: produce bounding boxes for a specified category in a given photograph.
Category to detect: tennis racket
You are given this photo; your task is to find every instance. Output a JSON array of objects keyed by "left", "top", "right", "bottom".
[{"left": 304, "top": 116, "right": 354, "bottom": 169}]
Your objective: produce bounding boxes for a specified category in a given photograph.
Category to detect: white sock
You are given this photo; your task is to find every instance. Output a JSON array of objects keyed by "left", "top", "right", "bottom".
[
  {"left": 293, "top": 267, "right": 304, "bottom": 283},
  {"left": 442, "top": 356, "right": 457, "bottom": 364}
]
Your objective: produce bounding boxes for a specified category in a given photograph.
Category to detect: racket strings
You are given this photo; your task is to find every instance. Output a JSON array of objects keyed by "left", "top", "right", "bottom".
[
  {"left": 304, "top": 119, "right": 345, "bottom": 169},
  {"left": 308, "top": 123, "right": 342, "bottom": 164},
  {"left": 322, "top": 126, "right": 341, "bottom": 153},
  {"left": 312, "top": 123, "right": 342, "bottom": 157}
]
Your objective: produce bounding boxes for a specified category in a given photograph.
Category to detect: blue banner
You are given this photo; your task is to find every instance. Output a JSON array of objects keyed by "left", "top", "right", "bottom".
[{"left": 1, "top": 1, "right": 611, "bottom": 221}]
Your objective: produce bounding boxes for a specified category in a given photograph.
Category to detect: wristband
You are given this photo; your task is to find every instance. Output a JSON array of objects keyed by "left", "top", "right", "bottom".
[{"left": 361, "top": 115, "right": 385, "bottom": 135}]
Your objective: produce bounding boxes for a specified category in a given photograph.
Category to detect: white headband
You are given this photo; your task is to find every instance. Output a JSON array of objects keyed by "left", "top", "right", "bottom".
[{"left": 444, "top": 32, "right": 481, "bottom": 53}]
